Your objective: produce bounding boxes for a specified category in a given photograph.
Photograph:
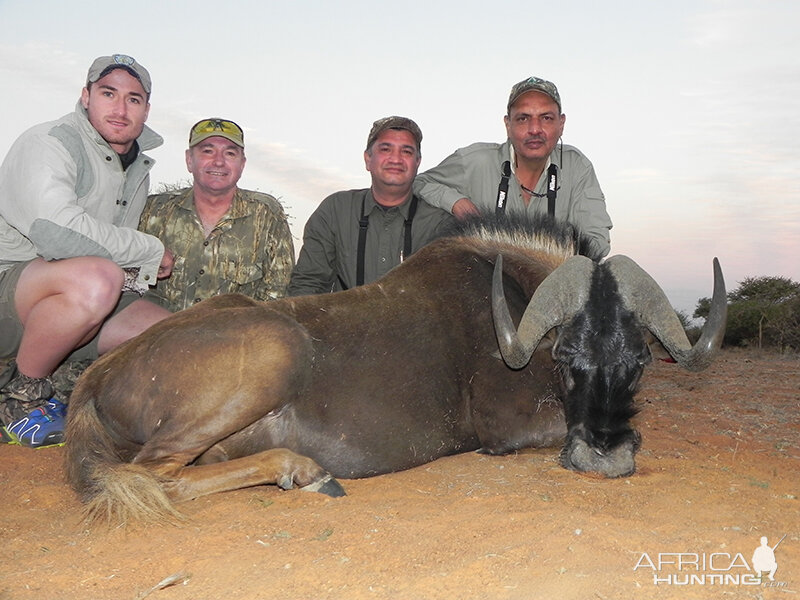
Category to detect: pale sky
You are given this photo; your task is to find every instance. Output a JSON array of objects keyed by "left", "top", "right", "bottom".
[{"left": 1, "top": 0, "right": 798, "bottom": 315}]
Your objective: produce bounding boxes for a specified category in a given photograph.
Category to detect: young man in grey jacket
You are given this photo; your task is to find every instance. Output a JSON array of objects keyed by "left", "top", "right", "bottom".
[{"left": 0, "top": 54, "right": 173, "bottom": 447}]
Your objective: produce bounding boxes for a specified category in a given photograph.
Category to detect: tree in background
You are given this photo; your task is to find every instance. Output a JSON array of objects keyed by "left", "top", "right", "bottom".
[
  {"left": 153, "top": 179, "right": 193, "bottom": 194},
  {"left": 675, "top": 309, "right": 701, "bottom": 345},
  {"left": 694, "top": 276, "right": 800, "bottom": 352}
]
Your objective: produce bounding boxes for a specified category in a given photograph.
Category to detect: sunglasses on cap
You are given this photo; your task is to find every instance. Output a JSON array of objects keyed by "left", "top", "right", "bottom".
[{"left": 189, "top": 118, "right": 244, "bottom": 148}]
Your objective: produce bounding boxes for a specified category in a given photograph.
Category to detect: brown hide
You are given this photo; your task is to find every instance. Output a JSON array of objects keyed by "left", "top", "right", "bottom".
[
  {"left": 65, "top": 235, "right": 570, "bottom": 523},
  {"left": 226, "top": 237, "right": 570, "bottom": 476}
]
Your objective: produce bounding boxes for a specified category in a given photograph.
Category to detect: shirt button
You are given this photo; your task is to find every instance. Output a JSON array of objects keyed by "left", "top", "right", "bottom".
[{"left": 143, "top": 274, "right": 151, "bottom": 281}]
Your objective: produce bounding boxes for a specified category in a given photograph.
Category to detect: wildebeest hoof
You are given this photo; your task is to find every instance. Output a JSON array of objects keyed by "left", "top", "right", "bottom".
[
  {"left": 561, "top": 437, "right": 637, "bottom": 478},
  {"left": 299, "top": 474, "right": 346, "bottom": 497}
]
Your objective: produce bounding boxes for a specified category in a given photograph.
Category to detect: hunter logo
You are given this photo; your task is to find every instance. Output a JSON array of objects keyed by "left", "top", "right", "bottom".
[
  {"left": 633, "top": 535, "right": 788, "bottom": 587},
  {"left": 752, "top": 535, "right": 784, "bottom": 581}
]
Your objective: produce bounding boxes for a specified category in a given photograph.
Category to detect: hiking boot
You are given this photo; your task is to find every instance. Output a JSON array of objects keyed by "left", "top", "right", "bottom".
[
  {"left": 0, "top": 369, "right": 55, "bottom": 440},
  {"left": 3, "top": 400, "right": 66, "bottom": 448}
]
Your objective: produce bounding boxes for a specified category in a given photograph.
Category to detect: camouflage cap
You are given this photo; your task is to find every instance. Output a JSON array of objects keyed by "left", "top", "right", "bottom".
[
  {"left": 86, "top": 54, "right": 152, "bottom": 95},
  {"left": 507, "top": 76, "right": 561, "bottom": 113},
  {"left": 366, "top": 116, "right": 422, "bottom": 152}
]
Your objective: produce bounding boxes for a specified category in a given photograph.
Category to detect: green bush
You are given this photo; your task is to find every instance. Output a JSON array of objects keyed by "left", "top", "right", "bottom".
[{"left": 693, "top": 276, "right": 800, "bottom": 352}]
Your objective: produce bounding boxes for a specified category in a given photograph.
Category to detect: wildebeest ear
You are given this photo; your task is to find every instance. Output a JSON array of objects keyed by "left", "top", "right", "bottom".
[
  {"left": 490, "top": 330, "right": 555, "bottom": 361},
  {"left": 536, "top": 329, "right": 557, "bottom": 351},
  {"left": 642, "top": 331, "right": 673, "bottom": 362}
]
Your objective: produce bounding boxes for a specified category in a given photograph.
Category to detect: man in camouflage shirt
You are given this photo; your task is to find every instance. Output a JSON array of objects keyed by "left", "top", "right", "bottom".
[{"left": 139, "top": 118, "right": 294, "bottom": 311}]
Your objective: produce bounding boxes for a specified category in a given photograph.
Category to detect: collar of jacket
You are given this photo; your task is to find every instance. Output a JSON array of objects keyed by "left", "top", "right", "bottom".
[
  {"left": 74, "top": 101, "right": 164, "bottom": 154},
  {"left": 505, "top": 139, "right": 560, "bottom": 177}
]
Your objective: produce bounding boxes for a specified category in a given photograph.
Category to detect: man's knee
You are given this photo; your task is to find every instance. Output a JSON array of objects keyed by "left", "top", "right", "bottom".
[
  {"left": 79, "top": 260, "right": 126, "bottom": 314},
  {"left": 16, "top": 257, "right": 124, "bottom": 323}
]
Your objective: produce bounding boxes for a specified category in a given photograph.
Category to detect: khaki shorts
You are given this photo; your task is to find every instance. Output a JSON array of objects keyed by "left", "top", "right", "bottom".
[{"left": 0, "top": 261, "right": 140, "bottom": 361}]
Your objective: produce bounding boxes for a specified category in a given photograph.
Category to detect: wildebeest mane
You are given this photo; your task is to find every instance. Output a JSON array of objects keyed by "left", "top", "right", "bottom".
[{"left": 436, "top": 211, "right": 599, "bottom": 261}]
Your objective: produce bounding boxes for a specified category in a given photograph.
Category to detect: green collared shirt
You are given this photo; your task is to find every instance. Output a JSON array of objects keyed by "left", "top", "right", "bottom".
[
  {"left": 139, "top": 187, "right": 294, "bottom": 311},
  {"left": 288, "top": 188, "right": 454, "bottom": 296}
]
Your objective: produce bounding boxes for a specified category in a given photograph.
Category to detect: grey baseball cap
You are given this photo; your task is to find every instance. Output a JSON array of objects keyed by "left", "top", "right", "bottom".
[
  {"left": 507, "top": 76, "right": 561, "bottom": 113},
  {"left": 86, "top": 54, "right": 152, "bottom": 95}
]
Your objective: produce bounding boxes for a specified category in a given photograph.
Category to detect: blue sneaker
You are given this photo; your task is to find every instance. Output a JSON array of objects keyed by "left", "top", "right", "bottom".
[{"left": 3, "top": 399, "right": 66, "bottom": 448}]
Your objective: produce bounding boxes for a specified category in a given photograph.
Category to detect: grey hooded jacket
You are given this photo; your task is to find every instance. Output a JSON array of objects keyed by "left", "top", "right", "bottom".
[{"left": 0, "top": 102, "right": 165, "bottom": 286}]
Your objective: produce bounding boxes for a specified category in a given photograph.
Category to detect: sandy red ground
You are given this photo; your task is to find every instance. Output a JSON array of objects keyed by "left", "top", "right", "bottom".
[{"left": 0, "top": 349, "right": 797, "bottom": 600}]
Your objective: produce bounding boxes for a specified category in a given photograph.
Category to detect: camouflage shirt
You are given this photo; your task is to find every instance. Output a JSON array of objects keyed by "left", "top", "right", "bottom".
[{"left": 139, "top": 188, "right": 295, "bottom": 311}]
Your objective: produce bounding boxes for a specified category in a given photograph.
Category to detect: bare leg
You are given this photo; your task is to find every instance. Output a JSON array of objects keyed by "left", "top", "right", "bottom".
[
  {"left": 97, "top": 298, "right": 171, "bottom": 355},
  {"left": 14, "top": 257, "right": 124, "bottom": 377}
]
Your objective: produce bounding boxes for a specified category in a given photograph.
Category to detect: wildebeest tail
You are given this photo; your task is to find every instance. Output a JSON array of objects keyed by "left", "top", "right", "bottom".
[{"left": 64, "top": 384, "right": 183, "bottom": 526}]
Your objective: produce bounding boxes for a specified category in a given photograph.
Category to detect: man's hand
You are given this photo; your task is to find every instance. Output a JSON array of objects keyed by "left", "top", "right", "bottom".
[
  {"left": 452, "top": 198, "right": 481, "bottom": 220},
  {"left": 158, "top": 248, "right": 174, "bottom": 279}
]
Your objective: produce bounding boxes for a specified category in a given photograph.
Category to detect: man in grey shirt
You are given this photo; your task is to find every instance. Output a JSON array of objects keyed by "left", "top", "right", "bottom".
[
  {"left": 0, "top": 54, "right": 173, "bottom": 447},
  {"left": 413, "top": 76, "right": 612, "bottom": 260},
  {"left": 288, "top": 116, "right": 454, "bottom": 295}
]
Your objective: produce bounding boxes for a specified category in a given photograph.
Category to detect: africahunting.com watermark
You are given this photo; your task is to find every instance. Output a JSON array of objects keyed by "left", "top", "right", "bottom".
[{"left": 633, "top": 535, "right": 788, "bottom": 587}]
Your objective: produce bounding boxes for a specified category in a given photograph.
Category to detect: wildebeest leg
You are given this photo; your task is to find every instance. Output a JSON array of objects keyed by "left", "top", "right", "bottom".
[
  {"left": 135, "top": 450, "right": 345, "bottom": 503},
  {"left": 100, "top": 305, "right": 344, "bottom": 504}
]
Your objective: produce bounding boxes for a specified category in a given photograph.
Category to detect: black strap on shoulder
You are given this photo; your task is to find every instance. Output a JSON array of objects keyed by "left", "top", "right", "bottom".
[
  {"left": 495, "top": 160, "right": 512, "bottom": 216},
  {"left": 355, "top": 195, "right": 370, "bottom": 287},
  {"left": 402, "top": 195, "right": 418, "bottom": 261},
  {"left": 546, "top": 163, "right": 558, "bottom": 216},
  {"left": 353, "top": 194, "right": 418, "bottom": 288},
  {"left": 497, "top": 159, "right": 559, "bottom": 216}
]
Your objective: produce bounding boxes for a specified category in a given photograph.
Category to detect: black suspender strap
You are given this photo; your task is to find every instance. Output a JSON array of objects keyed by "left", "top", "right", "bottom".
[
  {"left": 353, "top": 194, "right": 418, "bottom": 288},
  {"left": 495, "top": 160, "right": 512, "bottom": 216},
  {"left": 355, "top": 196, "right": 370, "bottom": 287},
  {"left": 402, "top": 195, "right": 418, "bottom": 261},
  {"left": 546, "top": 163, "right": 558, "bottom": 216}
]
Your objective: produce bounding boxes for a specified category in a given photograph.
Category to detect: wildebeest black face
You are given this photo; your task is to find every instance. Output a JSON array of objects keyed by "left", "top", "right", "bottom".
[
  {"left": 491, "top": 226, "right": 726, "bottom": 479},
  {"left": 552, "top": 275, "right": 648, "bottom": 477}
]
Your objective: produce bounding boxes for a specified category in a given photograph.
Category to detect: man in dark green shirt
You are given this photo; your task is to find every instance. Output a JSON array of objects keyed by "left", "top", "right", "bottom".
[{"left": 288, "top": 116, "right": 453, "bottom": 295}]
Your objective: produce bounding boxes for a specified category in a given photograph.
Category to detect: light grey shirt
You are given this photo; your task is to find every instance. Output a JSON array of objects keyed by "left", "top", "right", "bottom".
[{"left": 413, "top": 140, "right": 612, "bottom": 259}]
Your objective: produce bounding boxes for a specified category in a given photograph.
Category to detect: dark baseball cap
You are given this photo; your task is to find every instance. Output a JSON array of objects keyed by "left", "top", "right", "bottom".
[{"left": 366, "top": 116, "right": 422, "bottom": 151}]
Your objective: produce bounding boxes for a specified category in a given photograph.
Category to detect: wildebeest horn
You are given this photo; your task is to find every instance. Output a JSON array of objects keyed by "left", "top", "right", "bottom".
[
  {"left": 606, "top": 255, "right": 727, "bottom": 371},
  {"left": 492, "top": 254, "right": 595, "bottom": 369}
]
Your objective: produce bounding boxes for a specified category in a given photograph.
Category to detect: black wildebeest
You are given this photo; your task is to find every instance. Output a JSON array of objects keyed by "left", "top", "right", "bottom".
[{"left": 65, "top": 215, "right": 727, "bottom": 524}]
